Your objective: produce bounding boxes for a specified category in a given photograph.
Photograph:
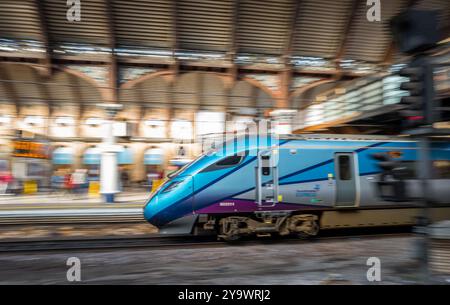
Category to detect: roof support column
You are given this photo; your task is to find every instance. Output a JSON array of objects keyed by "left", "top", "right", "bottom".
[
  {"left": 105, "top": 0, "right": 118, "bottom": 103},
  {"left": 334, "top": 0, "right": 361, "bottom": 76},
  {"left": 227, "top": 0, "right": 240, "bottom": 86},
  {"left": 69, "top": 75, "right": 84, "bottom": 138},
  {"left": 32, "top": 0, "right": 52, "bottom": 76},
  {"left": 0, "top": 67, "right": 20, "bottom": 117},
  {"left": 135, "top": 83, "right": 147, "bottom": 138},
  {"left": 170, "top": 0, "right": 179, "bottom": 59},
  {"left": 279, "top": 61, "right": 292, "bottom": 109},
  {"left": 280, "top": 0, "right": 302, "bottom": 110}
]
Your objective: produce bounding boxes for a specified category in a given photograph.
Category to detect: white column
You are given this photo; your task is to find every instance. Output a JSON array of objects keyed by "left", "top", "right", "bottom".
[{"left": 100, "top": 119, "right": 120, "bottom": 203}]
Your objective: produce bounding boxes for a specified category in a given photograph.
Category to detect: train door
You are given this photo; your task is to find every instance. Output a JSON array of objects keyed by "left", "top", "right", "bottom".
[
  {"left": 255, "top": 149, "right": 279, "bottom": 206},
  {"left": 334, "top": 152, "right": 359, "bottom": 207}
]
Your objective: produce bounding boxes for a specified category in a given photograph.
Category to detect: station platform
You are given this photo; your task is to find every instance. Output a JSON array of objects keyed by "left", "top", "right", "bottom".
[
  {"left": 0, "top": 190, "right": 148, "bottom": 211},
  {"left": 0, "top": 190, "right": 148, "bottom": 227},
  {"left": 0, "top": 191, "right": 153, "bottom": 240}
]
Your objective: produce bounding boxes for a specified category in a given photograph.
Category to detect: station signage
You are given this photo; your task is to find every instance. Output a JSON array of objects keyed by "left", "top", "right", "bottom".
[{"left": 12, "top": 140, "right": 50, "bottom": 159}]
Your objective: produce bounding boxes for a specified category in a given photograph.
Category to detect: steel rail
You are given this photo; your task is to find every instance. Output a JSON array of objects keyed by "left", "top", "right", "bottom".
[{"left": 0, "top": 228, "right": 414, "bottom": 253}]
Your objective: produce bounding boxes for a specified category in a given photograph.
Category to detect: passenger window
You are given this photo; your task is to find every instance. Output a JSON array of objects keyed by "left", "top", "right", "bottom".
[{"left": 338, "top": 155, "right": 351, "bottom": 180}]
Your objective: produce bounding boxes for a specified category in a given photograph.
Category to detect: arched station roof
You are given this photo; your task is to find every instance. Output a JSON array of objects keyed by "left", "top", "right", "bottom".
[{"left": 0, "top": 0, "right": 448, "bottom": 121}]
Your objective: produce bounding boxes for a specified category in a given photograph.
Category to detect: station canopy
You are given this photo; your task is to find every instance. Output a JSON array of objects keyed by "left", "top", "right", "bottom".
[{"left": 0, "top": 0, "right": 448, "bottom": 133}]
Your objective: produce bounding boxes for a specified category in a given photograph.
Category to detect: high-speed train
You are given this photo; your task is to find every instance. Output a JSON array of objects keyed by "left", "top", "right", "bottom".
[{"left": 143, "top": 134, "right": 450, "bottom": 240}]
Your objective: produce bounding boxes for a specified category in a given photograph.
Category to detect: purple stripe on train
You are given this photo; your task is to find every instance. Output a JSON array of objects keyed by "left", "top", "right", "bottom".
[{"left": 195, "top": 198, "right": 327, "bottom": 214}]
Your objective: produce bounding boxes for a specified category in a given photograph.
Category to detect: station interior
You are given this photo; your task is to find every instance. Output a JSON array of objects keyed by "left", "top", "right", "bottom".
[{"left": 0, "top": 0, "right": 449, "bottom": 285}]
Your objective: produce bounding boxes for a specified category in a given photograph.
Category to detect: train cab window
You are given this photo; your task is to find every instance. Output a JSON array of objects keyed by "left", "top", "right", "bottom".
[
  {"left": 216, "top": 155, "right": 242, "bottom": 166},
  {"left": 338, "top": 155, "right": 351, "bottom": 180},
  {"left": 201, "top": 155, "right": 244, "bottom": 173}
]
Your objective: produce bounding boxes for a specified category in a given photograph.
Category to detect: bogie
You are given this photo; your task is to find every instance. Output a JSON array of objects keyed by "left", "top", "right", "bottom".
[{"left": 213, "top": 214, "right": 320, "bottom": 241}]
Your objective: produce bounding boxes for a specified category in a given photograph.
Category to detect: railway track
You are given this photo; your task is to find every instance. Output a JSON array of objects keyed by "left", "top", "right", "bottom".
[
  {"left": 0, "top": 235, "right": 221, "bottom": 252},
  {"left": 0, "top": 227, "right": 414, "bottom": 253},
  {"left": 0, "top": 208, "right": 143, "bottom": 225}
]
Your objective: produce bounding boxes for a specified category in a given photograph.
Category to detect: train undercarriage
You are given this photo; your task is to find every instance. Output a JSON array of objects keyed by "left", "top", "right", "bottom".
[
  {"left": 192, "top": 206, "right": 450, "bottom": 241},
  {"left": 201, "top": 212, "right": 320, "bottom": 241}
]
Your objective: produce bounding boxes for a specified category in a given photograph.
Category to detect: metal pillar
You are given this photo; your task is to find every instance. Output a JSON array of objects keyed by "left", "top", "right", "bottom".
[
  {"left": 416, "top": 137, "right": 433, "bottom": 283},
  {"left": 100, "top": 151, "right": 119, "bottom": 203},
  {"left": 98, "top": 104, "right": 123, "bottom": 203}
]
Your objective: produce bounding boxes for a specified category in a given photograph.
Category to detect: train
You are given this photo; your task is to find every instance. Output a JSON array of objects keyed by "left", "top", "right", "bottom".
[{"left": 143, "top": 134, "right": 450, "bottom": 240}]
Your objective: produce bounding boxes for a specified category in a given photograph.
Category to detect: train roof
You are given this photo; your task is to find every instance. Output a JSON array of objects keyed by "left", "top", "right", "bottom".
[
  {"left": 278, "top": 134, "right": 414, "bottom": 142},
  {"left": 200, "top": 132, "right": 414, "bottom": 143}
]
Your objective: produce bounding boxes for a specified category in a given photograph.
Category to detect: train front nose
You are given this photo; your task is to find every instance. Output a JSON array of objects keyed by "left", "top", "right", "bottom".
[
  {"left": 143, "top": 193, "right": 163, "bottom": 227},
  {"left": 143, "top": 176, "right": 194, "bottom": 228}
]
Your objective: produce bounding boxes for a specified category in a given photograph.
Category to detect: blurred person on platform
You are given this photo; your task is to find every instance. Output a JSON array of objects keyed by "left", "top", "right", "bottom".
[
  {"left": 121, "top": 167, "right": 130, "bottom": 189},
  {"left": 0, "top": 169, "right": 13, "bottom": 195},
  {"left": 70, "top": 169, "right": 87, "bottom": 194},
  {"left": 51, "top": 169, "right": 66, "bottom": 193},
  {"left": 178, "top": 146, "right": 186, "bottom": 157},
  {"left": 147, "top": 171, "right": 160, "bottom": 190},
  {"left": 64, "top": 171, "right": 73, "bottom": 193}
]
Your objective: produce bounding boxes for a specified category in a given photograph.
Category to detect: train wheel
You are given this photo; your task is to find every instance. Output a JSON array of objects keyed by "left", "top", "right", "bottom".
[
  {"left": 218, "top": 217, "right": 247, "bottom": 242},
  {"left": 296, "top": 232, "right": 310, "bottom": 239},
  {"left": 296, "top": 222, "right": 319, "bottom": 240},
  {"left": 289, "top": 214, "right": 319, "bottom": 238},
  {"left": 218, "top": 226, "right": 242, "bottom": 242},
  {"left": 308, "top": 219, "right": 320, "bottom": 236},
  {"left": 221, "top": 233, "right": 242, "bottom": 242}
]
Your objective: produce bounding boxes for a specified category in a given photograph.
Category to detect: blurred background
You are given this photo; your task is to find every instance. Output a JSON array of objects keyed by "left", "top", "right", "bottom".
[
  {"left": 0, "top": 0, "right": 448, "bottom": 200},
  {"left": 0, "top": 0, "right": 449, "bottom": 285}
]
